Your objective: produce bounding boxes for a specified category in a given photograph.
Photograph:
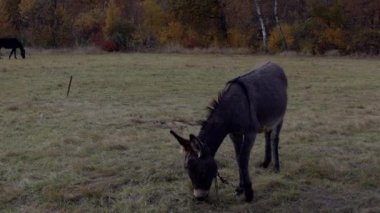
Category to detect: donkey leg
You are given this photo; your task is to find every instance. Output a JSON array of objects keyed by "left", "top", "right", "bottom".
[
  {"left": 238, "top": 132, "right": 256, "bottom": 202},
  {"left": 261, "top": 130, "right": 272, "bottom": 168},
  {"left": 9, "top": 49, "right": 14, "bottom": 59},
  {"left": 229, "top": 133, "right": 244, "bottom": 195},
  {"left": 272, "top": 121, "right": 283, "bottom": 172},
  {"left": 9, "top": 49, "right": 17, "bottom": 59}
]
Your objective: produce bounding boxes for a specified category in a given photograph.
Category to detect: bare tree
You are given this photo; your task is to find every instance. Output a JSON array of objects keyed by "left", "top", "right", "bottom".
[
  {"left": 254, "top": 0, "right": 268, "bottom": 54},
  {"left": 217, "top": 0, "right": 228, "bottom": 40},
  {"left": 51, "top": 0, "right": 58, "bottom": 47},
  {"left": 274, "top": 0, "right": 288, "bottom": 51}
]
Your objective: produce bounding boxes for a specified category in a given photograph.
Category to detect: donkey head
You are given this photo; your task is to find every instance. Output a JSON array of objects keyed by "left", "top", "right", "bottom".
[{"left": 170, "top": 130, "right": 217, "bottom": 200}]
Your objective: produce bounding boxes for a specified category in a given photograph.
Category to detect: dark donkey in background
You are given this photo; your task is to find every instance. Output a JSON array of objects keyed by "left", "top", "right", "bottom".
[
  {"left": 0, "top": 38, "right": 26, "bottom": 59},
  {"left": 170, "top": 62, "right": 288, "bottom": 202}
]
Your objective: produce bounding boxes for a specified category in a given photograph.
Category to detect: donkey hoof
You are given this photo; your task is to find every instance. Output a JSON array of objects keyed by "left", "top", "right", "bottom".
[
  {"left": 260, "top": 162, "right": 270, "bottom": 168},
  {"left": 235, "top": 186, "right": 244, "bottom": 196},
  {"left": 244, "top": 189, "right": 254, "bottom": 202}
]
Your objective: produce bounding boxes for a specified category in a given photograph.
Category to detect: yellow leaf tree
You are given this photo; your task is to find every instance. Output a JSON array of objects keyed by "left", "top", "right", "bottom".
[{"left": 104, "top": 0, "right": 131, "bottom": 49}]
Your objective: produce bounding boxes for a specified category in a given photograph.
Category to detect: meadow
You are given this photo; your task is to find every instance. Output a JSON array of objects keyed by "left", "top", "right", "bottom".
[{"left": 0, "top": 53, "right": 379, "bottom": 212}]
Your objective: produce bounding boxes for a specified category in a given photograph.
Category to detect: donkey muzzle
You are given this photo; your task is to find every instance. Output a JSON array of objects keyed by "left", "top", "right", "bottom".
[{"left": 193, "top": 189, "right": 209, "bottom": 200}]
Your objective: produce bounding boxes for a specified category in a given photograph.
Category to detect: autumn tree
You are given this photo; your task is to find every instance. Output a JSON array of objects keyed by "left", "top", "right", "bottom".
[
  {"left": 73, "top": 8, "right": 104, "bottom": 45},
  {"left": 168, "top": 0, "right": 229, "bottom": 47},
  {"left": 0, "top": 0, "right": 22, "bottom": 37},
  {"left": 19, "top": 0, "right": 73, "bottom": 47},
  {"left": 343, "top": 0, "right": 380, "bottom": 54},
  {"left": 273, "top": 0, "right": 287, "bottom": 51},
  {"left": 223, "top": 0, "right": 255, "bottom": 48},
  {"left": 140, "top": 0, "right": 166, "bottom": 47},
  {"left": 0, "top": 0, "right": 378, "bottom": 54},
  {"left": 103, "top": 0, "right": 132, "bottom": 50},
  {"left": 268, "top": 23, "right": 294, "bottom": 53},
  {"left": 306, "top": 0, "right": 345, "bottom": 54}
]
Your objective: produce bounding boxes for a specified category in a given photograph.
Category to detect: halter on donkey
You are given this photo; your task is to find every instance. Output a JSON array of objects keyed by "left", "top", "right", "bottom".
[
  {"left": 0, "top": 38, "right": 26, "bottom": 59},
  {"left": 170, "top": 62, "right": 288, "bottom": 202}
]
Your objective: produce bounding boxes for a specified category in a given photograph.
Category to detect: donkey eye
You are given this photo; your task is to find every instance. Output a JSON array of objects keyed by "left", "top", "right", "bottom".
[{"left": 186, "top": 157, "right": 196, "bottom": 168}]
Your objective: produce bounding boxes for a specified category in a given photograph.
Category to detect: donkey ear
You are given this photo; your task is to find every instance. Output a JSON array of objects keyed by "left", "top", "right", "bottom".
[
  {"left": 189, "top": 134, "right": 204, "bottom": 157},
  {"left": 189, "top": 134, "right": 199, "bottom": 142},
  {"left": 170, "top": 130, "right": 190, "bottom": 148}
]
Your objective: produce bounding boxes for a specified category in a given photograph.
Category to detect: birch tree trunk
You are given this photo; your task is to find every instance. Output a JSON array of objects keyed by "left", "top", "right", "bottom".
[
  {"left": 274, "top": 0, "right": 288, "bottom": 51},
  {"left": 254, "top": 0, "right": 268, "bottom": 54}
]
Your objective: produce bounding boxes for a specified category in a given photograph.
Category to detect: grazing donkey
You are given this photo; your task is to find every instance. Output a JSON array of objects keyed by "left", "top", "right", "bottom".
[
  {"left": 0, "top": 38, "right": 26, "bottom": 59},
  {"left": 170, "top": 62, "right": 288, "bottom": 202}
]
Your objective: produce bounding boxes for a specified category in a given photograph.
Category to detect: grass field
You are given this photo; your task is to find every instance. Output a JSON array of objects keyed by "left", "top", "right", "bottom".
[{"left": 1, "top": 53, "right": 379, "bottom": 212}]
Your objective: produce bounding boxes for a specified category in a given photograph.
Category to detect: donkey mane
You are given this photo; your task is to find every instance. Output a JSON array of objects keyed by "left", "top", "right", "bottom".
[
  {"left": 200, "top": 84, "right": 231, "bottom": 128},
  {"left": 206, "top": 86, "right": 228, "bottom": 112}
]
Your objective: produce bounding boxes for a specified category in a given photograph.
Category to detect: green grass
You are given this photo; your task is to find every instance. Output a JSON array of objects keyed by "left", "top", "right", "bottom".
[{"left": 1, "top": 53, "right": 379, "bottom": 212}]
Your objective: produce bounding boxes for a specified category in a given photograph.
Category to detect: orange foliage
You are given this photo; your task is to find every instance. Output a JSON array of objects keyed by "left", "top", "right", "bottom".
[
  {"left": 320, "top": 28, "right": 344, "bottom": 47},
  {"left": 182, "top": 29, "right": 203, "bottom": 48},
  {"left": 159, "top": 21, "right": 184, "bottom": 45},
  {"left": 0, "top": 0, "right": 378, "bottom": 53},
  {"left": 142, "top": 0, "right": 165, "bottom": 34},
  {"left": 227, "top": 28, "right": 249, "bottom": 48},
  {"left": 102, "top": 40, "right": 118, "bottom": 52},
  {"left": 73, "top": 9, "right": 103, "bottom": 43},
  {"left": 268, "top": 24, "right": 294, "bottom": 53}
]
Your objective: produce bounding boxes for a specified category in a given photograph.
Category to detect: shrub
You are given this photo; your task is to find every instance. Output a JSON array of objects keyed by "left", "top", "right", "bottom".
[
  {"left": 73, "top": 9, "right": 103, "bottom": 45},
  {"left": 103, "top": 0, "right": 133, "bottom": 50},
  {"left": 228, "top": 28, "right": 249, "bottom": 48},
  {"left": 315, "top": 27, "right": 344, "bottom": 54},
  {"left": 101, "top": 40, "right": 118, "bottom": 52},
  {"left": 159, "top": 21, "right": 184, "bottom": 45},
  {"left": 268, "top": 24, "right": 294, "bottom": 53},
  {"left": 182, "top": 29, "right": 204, "bottom": 48},
  {"left": 351, "top": 29, "right": 380, "bottom": 55}
]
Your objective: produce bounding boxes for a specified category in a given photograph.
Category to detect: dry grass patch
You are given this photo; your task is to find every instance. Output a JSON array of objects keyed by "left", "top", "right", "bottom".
[{"left": 0, "top": 53, "right": 379, "bottom": 212}]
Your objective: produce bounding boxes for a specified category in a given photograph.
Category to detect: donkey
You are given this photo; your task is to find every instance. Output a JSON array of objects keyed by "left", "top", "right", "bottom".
[
  {"left": 170, "top": 62, "right": 287, "bottom": 202},
  {"left": 0, "top": 38, "right": 26, "bottom": 59}
]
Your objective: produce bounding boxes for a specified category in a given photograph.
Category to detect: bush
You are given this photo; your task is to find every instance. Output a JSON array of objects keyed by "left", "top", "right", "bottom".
[
  {"left": 101, "top": 40, "right": 118, "bottom": 52},
  {"left": 351, "top": 29, "right": 380, "bottom": 55},
  {"left": 268, "top": 24, "right": 294, "bottom": 53},
  {"left": 315, "top": 27, "right": 344, "bottom": 54},
  {"left": 159, "top": 21, "right": 184, "bottom": 45},
  {"left": 291, "top": 19, "right": 319, "bottom": 54},
  {"left": 103, "top": 0, "right": 133, "bottom": 50},
  {"left": 182, "top": 31, "right": 201, "bottom": 48},
  {"left": 73, "top": 9, "right": 103, "bottom": 45},
  {"left": 227, "top": 28, "right": 249, "bottom": 48},
  {"left": 292, "top": 19, "right": 346, "bottom": 55}
]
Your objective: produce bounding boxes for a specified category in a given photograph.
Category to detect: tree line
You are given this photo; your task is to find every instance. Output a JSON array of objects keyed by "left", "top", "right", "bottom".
[{"left": 0, "top": 0, "right": 379, "bottom": 54}]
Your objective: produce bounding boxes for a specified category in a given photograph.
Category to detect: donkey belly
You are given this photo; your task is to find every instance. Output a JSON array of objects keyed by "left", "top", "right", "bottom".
[
  {"left": 260, "top": 117, "right": 283, "bottom": 132},
  {"left": 257, "top": 99, "right": 286, "bottom": 131},
  {"left": 255, "top": 86, "right": 287, "bottom": 132}
]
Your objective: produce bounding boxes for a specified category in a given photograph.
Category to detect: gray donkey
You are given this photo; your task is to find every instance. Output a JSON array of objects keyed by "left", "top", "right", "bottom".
[{"left": 170, "top": 62, "right": 288, "bottom": 202}]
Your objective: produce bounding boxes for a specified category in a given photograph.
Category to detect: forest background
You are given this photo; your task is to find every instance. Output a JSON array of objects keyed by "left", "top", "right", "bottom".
[{"left": 0, "top": 0, "right": 379, "bottom": 55}]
